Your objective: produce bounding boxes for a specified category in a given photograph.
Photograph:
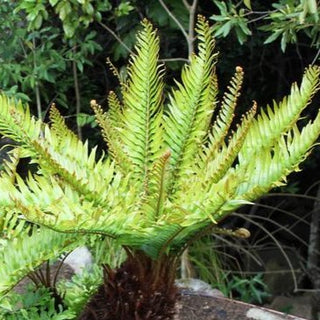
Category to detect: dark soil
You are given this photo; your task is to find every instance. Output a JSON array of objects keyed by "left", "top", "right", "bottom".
[
  {"left": 175, "top": 293, "right": 307, "bottom": 320},
  {"left": 13, "top": 262, "right": 74, "bottom": 294}
]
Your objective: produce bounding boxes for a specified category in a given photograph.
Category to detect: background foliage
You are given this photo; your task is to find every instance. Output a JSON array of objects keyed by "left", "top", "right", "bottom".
[{"left": 2, "top": 0, "right": 320, "bottom": 149}]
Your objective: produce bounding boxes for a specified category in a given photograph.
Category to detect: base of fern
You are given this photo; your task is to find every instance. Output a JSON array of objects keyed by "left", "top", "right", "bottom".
[{"left": 78, "top": 251, "right": 178, "bottom": 320}]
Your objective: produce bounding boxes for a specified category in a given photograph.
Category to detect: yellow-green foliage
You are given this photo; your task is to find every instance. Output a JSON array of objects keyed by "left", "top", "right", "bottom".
[{"left": 1, "top": 16, "right": 320, "bottom": 299}]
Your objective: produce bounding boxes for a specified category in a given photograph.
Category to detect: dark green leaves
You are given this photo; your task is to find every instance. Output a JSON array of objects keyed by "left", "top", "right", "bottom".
[{"left": 211, "top": 1, "right": 251, "bottom": 44}]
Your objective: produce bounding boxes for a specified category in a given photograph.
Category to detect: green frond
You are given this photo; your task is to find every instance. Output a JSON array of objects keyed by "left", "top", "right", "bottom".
[
  {"left": 164, "top": 16, "right": 218, "bottom": 193},
  {"left": 240, "top": 65, "right": 320, "bottom": 160},
  {"left": 203, "top": 102, "right": 257, "bottom": 185},
  {"left": 28, "top": 138, "right": 101, "bottom": 202},
  {"left": 0, "top": 96, "right": 117, "bottom": 206},
  {"left": 49, "top": 103, "right": 78, "bottom": 142},
  {"left": 91, "top": 99, "right": 131, "bottom": 174},
  {"left": 139, "top": 150, "right": 171, "bottom": 222},
  {"left": 9, "top": 172, "right": 136, "bottom": 236},
  {"left": 119, "top": 19, "right": 165, "bottom": 185},
  {"left": 0, "top": 96, "right": 42, "bottom": 157},
  {"left": 107, "top": 91, "right": 123, "bottom": 128},
  {"left": 171, "top": 169, "right": 247, "bottom": 227},
  {"left": 236, "top": 109, "right": 320, "bottom": 203},
  {"left": 0, "top": 227, "right": 80, "bottom": 298},
  {"left": 106, "top": 57, "right": 123, "bottom": 88},
  {"left": 201, "top": 66, "right": 244, "bottom": 165}
]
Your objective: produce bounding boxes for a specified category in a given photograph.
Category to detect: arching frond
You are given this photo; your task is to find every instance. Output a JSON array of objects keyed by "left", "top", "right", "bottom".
[
  {"left": 200, "top": 66, "right": 244, "bottom": 166},
  {"left": 164, "top": 16, "right": 218, "bottom": 194},
  {"left": 0, "top": 96, "right": 116, "bottom": 206},
  {"left": 0, "top": 227, "right": 81, "bottom": 298},
  {"left": 8, "top": 171, "right": 138, "bottom": 237},
  {"left": 203, "top": 102, "right": 257, "bottom": 185},
  {"left": 173, "top": 169, "right": 246, "bottom": 227},
  {"left": 240, "top": 65, "right": 320, "bottom": 161},
  {"left": 236, "top": 109, "right": 320, "bottom": 203}
]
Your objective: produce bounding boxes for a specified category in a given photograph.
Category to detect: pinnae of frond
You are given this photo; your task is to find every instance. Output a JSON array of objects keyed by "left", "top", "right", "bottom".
[
  {"left": 164, "top": 16, "right": 218, "bottom": 195},
  {"left": 241, "top": 65, "right": 320, "bottom": 157},
  {"left": 0, "top": 211, "right": 32, "bottom": 240},
  {"left": 151, "top": 150, "right": 171, "bottom": 219},
  {"left": 106, "top": 57, "right": 124, "bottom": 87},
  {"left": 196, "top": 15, "right": 217, "bottom": 63},
  {"left": 0, "top": 96, "right": 42, "bottom": 145},
  {"left": 1, "top": 148, "right": 20, "bottom": 184},
  {"left": 91, "top": 99, "right": 131, "bottom": 173},
  {"left": 31, "top": 137, "right": 99, "bottom": 202},
  {"left": 107, "top": 91, "right": 123, "bottom": 126},
  {"left": 203, "top": 101, "right": 257, "bottom": 185},
  {"left": 138, "top": 150, "right": 171, "bottom": 223},
  {"left": 119, "top": 18, "right": 164, "bottom": 185},
  {"left": 49, "top": 103, "right": 78, "bottom": 141},
  {"left": 208, "top": 66, "right": 244, "bottom": 154}
]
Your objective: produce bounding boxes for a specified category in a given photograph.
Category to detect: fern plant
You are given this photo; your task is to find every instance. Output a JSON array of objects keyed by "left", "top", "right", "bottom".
[{"left": 1, "top": 16, "right": 320, "bottom": 319}]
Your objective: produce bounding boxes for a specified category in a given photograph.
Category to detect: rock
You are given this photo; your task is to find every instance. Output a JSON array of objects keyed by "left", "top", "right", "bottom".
[
  {"left": 175, "top": 278, "right": 224, "bottom": 297},
  {"left": 63, "top": 246, "right": 93, "bottom": 274}
]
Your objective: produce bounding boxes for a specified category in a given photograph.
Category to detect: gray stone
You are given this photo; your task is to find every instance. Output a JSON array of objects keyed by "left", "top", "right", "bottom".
[{"left": 63, "top": 246, "right": 93, "bottom": 274}]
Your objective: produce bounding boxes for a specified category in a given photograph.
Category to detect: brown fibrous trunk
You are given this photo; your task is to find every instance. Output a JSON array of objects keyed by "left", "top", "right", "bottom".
[{"left": 78, "top": 251, "right": 179, "bottom": 320}]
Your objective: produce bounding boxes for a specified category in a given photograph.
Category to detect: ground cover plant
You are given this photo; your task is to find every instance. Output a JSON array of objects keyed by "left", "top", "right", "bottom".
[{"left": 1, "top": 16, "right": 320, "bottom": 319}]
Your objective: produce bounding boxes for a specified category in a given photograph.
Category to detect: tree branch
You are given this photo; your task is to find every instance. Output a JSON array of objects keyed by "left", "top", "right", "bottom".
[
  {"left": 158, "top": 0, "right": 189, "bottom": 44},
  {"left": 98, "top": 21, "right": 134, "bottom": 55},
  {"left": 183, "top": 0, "right": 191, "bottom": 10},
  {"left": 187, "top": 0, "right": 199, "bottom": 56},
  {"left": 72, "top": 47, "right": 82, "bottom": 140},
  {"left": 160, "top": 57, "right": 189, "bottom": 63}
]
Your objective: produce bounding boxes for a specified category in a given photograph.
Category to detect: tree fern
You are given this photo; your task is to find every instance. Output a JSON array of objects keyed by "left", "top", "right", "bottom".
[{"left": 1, "top": 16, "right": 320, "bottom": 318}]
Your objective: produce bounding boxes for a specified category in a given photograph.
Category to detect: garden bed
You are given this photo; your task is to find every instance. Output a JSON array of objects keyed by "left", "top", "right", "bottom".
[{"left": 175, "top": 293, "right": 307, "bottom": 320}]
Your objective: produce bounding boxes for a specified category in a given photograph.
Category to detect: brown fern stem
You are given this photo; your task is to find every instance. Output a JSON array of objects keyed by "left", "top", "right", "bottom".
[{"left": 79, "top": 251, "right": 179, "bottom": 320}]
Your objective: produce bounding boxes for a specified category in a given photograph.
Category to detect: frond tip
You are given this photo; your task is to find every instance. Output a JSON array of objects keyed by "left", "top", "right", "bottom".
[{"left": 49, "top": 103, "right": 77, "bottom": 141}]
